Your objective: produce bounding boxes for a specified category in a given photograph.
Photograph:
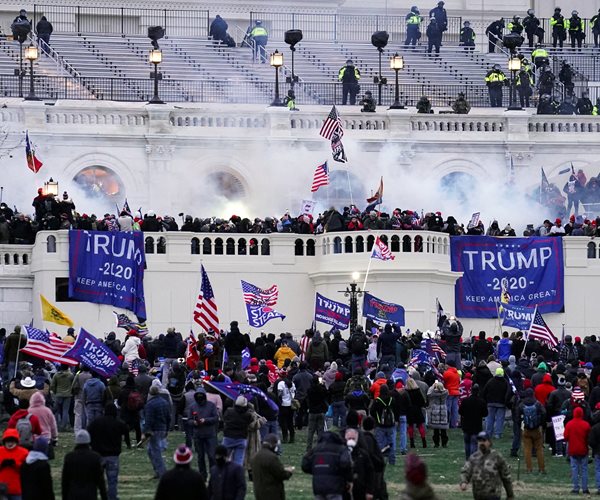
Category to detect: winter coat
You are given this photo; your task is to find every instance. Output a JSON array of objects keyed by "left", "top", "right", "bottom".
[
  {"left": 121, "top": 336, "right": 141, "bottom": 364},
  {"left": 481, "top": 377, "right": 510, "bottom": 406},
  {"left": 83, "top": 378, "right": 107, "bottom": 405},
  {"left": 0, "top": 430, "right": 29, "bottom": 495},
  {"left": 370, "top": 378, "right": 388, "bottom": 399},
  {"left": 21, "top": 450, "right": 55, "bottom": 500},
  {"left": 88, "top": 413, "right": 129, "bottom": 457},
  {"left": 406, "top": 388, "right": 426, "bottom": 425},
  {"left": 155, "top": 464, "right": 208, "bottom": 500},
  {"left": 459, "top": 394, "right": 488, "bottom": 434},
  {"left": 7, "top": 409, "right": 43, "bottom": 437},
  {"left": 377, "top": 329, "right": 400, "bottom": 356},
  {"left": 301, "top": 432, "right": 352, "bottom": 496},
  {"left": 61, "top": 444, "right": 107, "bottom": 500},
  {"left": 274, "top": 346, "right": 296, "bottom": 368},
  {"left": 223, "top": 405, "right": 253, "bottom": 439},
  {"left": 208, "top": 461, "right": 246, "bottom": 500},
  {"left": 564, "top": 407, "right": 591, "bottom": 456},
  {"left": 188, "top": 400, "right": 219, "bottom": 438},
  {"left": 534, "top": 374, "right": 555, "bottom": 406},
  {"left": 589, "top": 421, "right": 600, "bottom": 456},
  {"left": 251, "top": 445, "right": 292, "bottom": 500},
  {"left": 443, "top": 367, "right": 460, "bottom": 396},
  {"left": 427, "top": 385, "right": 449, "bottom": 429},
  {"left": 306, "top": 338, "right": 328, "bottom": 369},
  {"left": 28, "top": 391, "right": 58, "bottom": 440},
  {"left": 50, "top": 369, "right": 74, "bottom": 397},
  {"left": 144, "top": 394, "right": 171, "bottom": 432}
]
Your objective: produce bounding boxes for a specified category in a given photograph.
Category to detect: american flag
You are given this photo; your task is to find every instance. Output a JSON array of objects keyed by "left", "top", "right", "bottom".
[
  {"left": 371, "top": 236, "right": 395, "bottom": 261},
  {"left": 113, "top": 311, "right": 148, "bottom": 336},
  {"left": 241, "top": 280, "right": 279, "bottom": 306},
  {"left": 528, "top": 308, "right": 558, "bottom": 348},
  {"left": 421, "top": 338, "right": 446, "bottom": 360},
  {"left": 311, "top": 162, "right": 329, "bottom": 192},
  {"left": 319, "top": 105, "right": 343, "bottom": 140},
  {"left": 25, "top": 131, "right": 43, "bottom": 173},
  {"left": 193, "top": 265, "right": 220, "bottom": 335},
  {"left": 409, "top": 349, "right": 434, "bottom": 366},
  {"left": 20, "top": 326, "right": 78, "bottom": 366}
]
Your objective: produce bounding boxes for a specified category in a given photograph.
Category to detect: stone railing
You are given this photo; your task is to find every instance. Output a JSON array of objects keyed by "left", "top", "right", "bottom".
[{"left": 0, "top": 245, "right": 33, "bottom": 276}]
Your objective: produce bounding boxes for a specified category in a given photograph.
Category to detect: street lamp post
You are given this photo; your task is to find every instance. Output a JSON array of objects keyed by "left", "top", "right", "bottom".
[
  {"left": 44, "top": 177, "right": 59, "bottom": 196},
  {"left": 340, "top": 272, "right": 364, "bottom": 334},
  {"left": 389, "top": 53, "right": 405, "bottom": 109},
  {"left": 270, "top": 50, "right": 285, "bottom": 106},
  {"left": 24, "top": 45, "right": 40, "bottom": 101},
  {"left": 148, "top": 49, "right": 164, "bottom": 104},
  {"left": 284, "top": 29, "right": 303, "bottom": 92},
  {"left": 507, "top": 56, "right": 522, "bottom": 110}
]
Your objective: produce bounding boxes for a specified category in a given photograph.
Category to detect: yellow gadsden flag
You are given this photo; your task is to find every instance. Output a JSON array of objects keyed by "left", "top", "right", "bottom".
[{"left": 40, "top": 295, "right": 74, "bottom": 327}]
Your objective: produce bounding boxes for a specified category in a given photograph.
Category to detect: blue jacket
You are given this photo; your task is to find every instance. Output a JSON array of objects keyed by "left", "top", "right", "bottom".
[
  {"left": 83, "top": 378, "right": 106, "bottom": 405},
  {"left": 497, "top": 338, "right": 512, "bottom": 361},
  {"left": 189, "top": 400, "right": 218, "bottom": 437},
  {"left": 144, "top": 395, "right": 171, "bottom": 433}
]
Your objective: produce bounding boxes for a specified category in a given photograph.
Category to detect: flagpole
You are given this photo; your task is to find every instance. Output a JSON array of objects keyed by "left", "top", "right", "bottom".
[
  {"left": 346, "top": 169, "right": 354, "bottom": 207},
  {"left": 14, "top": 327, "right": 23, "bottom": 379},
  {"left": 522, "top": 306, "right": 537, "bottom": 357},
  {"left": 494, "top": 300, "right": 503, "bottom": 338},
  {"left": 362, "top": 254, "right": 373, "bottom": 291}
]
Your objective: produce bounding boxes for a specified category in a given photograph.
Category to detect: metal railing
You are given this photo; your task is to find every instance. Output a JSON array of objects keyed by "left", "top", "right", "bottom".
[
  {"left": 539, "top": 18, "right": 595, "bottom": 47},
  {"left": 249, "top": 12, "right": 462, "bottom": 44},
  {"left": 0, "top": 74, "right": 501, "bottom": 107},
  {"left": 32, "top": 4, "right": 210, "bottom": 37}
]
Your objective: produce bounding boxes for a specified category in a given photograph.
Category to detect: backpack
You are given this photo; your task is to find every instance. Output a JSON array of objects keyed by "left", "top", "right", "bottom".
[
  {"left": 522, "top": 403, "right": 540, "bottom": 430},
  {"left": 377, "top": 397, "right": 395, "bottom": 427},
  {"left": 16, "top": 414, "right": 33, "bottom": 447},
  {"left": 350, "top": 333, "right": 366, "bottom": 355},
  {"left": 127, "top": 390, "right": 144, "bottom": 411}
]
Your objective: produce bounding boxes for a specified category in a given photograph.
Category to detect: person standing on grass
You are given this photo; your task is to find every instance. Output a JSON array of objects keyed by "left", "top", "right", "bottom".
[
  {"left": 250, "top": 433, "right": 293, "bottom": 500},
  {"left": 460, "top": 432, "right": 514, "bottom": 500},
  {"left": 144, "top": 385, "right": 171, "bottom": 479},
  {"left": 564, "top": 406, "right": 591, "bottom": 495},
  {"left": 459, "top": 384, "right": 488, "bottom": 460},
  {"left": 517, "top": 388, "right": 546, "bottom": 474},
  {"left": 0, "top": 428, "right": 29, "bottom": 500},
  {"left": 50, "top": 364, "right": 74, "bottom": 432},
  {"left": 155, "top": 445, "right": 208, "bottom": 500},
  {"left": 208, "top": 444, "right": 246, "bottom": 500},
  {"left": 21, "top": 436, "right": 54, "bottom": 500},
  {"left": 62, "top": 430, "right": 108, "bottom": 500},
  {"left": 222, "top": 395, "right": 253, "bottom": 466}
]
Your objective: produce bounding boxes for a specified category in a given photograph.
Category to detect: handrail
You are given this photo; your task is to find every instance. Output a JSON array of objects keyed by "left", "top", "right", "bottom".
[{"left": 30, "top": 32, "right": 81, "bottom": 78}]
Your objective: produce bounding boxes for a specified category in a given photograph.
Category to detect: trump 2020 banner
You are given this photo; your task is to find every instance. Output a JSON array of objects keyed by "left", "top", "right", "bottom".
[
  {"left": 450, "top": 236, "right": 564, "bottom": 318},
  {"left": 501, "top": 303, "right": 536, "bottom": 330},
  {"left": 68, "top": 230, "right": 147, "bottom": 320},
  {"left": 64, "top": 328, "right": 120, "bottom": 378},
  {"left": 362, "top": 292, "right": 405, "bottom": 325},
  {"left": 314, "top": 293, "right": 351, "bottom": 330}
]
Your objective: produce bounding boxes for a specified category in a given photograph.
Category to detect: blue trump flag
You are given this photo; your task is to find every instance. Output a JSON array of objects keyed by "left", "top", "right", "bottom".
[
  {"left": 501, "top": 303, "right": 536, "bottom": 330},
  {"left": 224, "top": 347, "right": 251, "bottom": 369},
  {"left": 245, "top": 304, "right": 286, "bottom": 328},
  {"left": 205, "top": 381, "right": 279, "bottom": 413},
  {"left": 362, "top": 292, "right": 405, "bottom": 325},
  {"left": 450, "top": 236, "right": 564, "bottom": 318},
  {"left": 314, "top": 292, "right": 351, "bottom": 330},
  {"left": 64, "top": 328, "right": 120, "bottom": 378},
  {"left": 68, "top": 230, "right": 147, "bottom": 320}
]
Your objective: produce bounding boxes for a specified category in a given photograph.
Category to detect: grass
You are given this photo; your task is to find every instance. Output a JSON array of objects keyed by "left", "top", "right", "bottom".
[{"left": 49, "top": 426, "right": 580, "bottom": 499}]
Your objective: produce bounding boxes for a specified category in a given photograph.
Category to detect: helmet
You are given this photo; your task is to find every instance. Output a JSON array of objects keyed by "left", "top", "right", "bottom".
[
  {"left": 346, "top": 59, "right": 353, "bottom": 65},
  {"left": 513, "top": 16, "right": 520, "bottom": 21},
  {"left": 527, "top": 9, "right": 534, "bottom": 15},
  {"left": 464, "top": 21, "right": 470, "bottom": 26},
  {"left": 255, "top": 19, "right": 262, "bottom": 25},
  {"left": 572, "top": 10, "right": 578, "bottom": 16},
  {"left": 411, "top": 6, "right": 419, "bottom": 12},
  {"left": 493, "top": 64, "right": 500, "bottom": 70},
  {"left": 554, "top": 7, "right": 561, "bottom": 12}
]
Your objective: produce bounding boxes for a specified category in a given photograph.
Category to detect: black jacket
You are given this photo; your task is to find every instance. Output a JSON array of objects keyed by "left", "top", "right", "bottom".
[
  {"left": 377, "top": 329, "right": 400, "bottom": 356},
  {"left": 36, "top": 19, "right": 53, "bottom": 35},
  {"left": 472, "top": 339, "right": 494, "bottom": 362},
  {"left": 481, "top": 376, "right": 511, "bottom": 406},
  {"left": 21, "top": 455, "right": 55, "bottom": 500},
  {"left": 589, "top": 422, "right": 600, "bottom": 455},
  {"left": 88, "top": 414, "right": 129, "bottom": 456},
  {"left": 223, "top": 406, "right": 253, "bottom": 439},
  {"left": 208, "top": 461, "right": 246, "bottom": 500},
  {"left": 307, "top": 381, "right": 329, "bottom": 413},
  {"left": 62, "top": 445, "right": 107, "bottom": 500},
  {"left": 302, "top": 432, "right": 352, "bottom": 496},
  {"left": 459, "top": 394, "right": 488, "bottom": 434},
  {"left": 155, "top": 465, "right": 208, "bottom": 500}
]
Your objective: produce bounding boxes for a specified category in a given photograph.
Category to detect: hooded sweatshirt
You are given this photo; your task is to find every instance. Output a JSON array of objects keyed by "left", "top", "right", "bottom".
[
  {"left": 534, "top": 374, "right": 555, "bottom": 406},
  {"left": 27, "top": 391, "right": 58, "bottom": 440},
  {"left": 0, "top": 429, "right": 29, "bottom": 495},
  {"left": 564, "top": 406, "right": 591, "bottom": 456}
]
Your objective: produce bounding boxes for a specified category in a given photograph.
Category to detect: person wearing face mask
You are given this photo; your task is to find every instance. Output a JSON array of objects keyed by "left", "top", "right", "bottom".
[
  {"left": 207, "top": 445, "right": 246, "bottom": 500},
  {"left": 460, "top": 432, "right": 514, "bottom": 500},
  {"left": 250, "top": 433, "right": 293, "bottom": 500},
  {"left": 188, "top": 387, "right": 218, "bottom": 481},
  {"left": 345, "top": 427, "right": 375, "bottom": 500}
]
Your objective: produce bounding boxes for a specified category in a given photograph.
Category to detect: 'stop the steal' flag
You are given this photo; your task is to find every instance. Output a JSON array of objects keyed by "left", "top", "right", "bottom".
[
  {"left": 245, "top": 304, "right": 286, "bottom": 328},
  {"left": 314, "top": 292, "right": 351, "bottom": 330},
  {"left": 64, "top": 328, "right": 120, "bottom": 377},
  {"left": 68, "top": 230, "right": 147, "bottom": 320},
  {"left": 450, "top": 236, "right": 564, "bottom": 318}
]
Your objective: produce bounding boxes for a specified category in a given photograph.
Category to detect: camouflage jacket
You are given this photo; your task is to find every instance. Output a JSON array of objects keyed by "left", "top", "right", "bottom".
[{"left": 460, "top": 448, "right": 514, "bottom": 499}]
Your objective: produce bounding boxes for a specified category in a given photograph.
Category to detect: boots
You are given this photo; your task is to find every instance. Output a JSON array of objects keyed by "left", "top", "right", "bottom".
[
  {"left": 422, "top": 437, "right": 427, "bottom": 448},
  {"left": 410, "top": 438, "right": 415, "bottom": 448},
  {"left": 441, "top": 431, "right": 448, "bottom": 448}
]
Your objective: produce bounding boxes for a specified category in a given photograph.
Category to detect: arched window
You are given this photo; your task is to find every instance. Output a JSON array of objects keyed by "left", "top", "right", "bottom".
[
  {"left": 306, "top": 239, "right": 315, "bottom": 256},
  {"left": 22, "top": 254, "right": 28, "bottom": 265},
  {"left": 344, "top": 236, "right": 353, "bottom": 253},
  {"left": 295, "top": 239, "right": 304, "bottom": 256},
  {"left": 356, "top": 235, "right": 364, "bottom": 253},
  {"left": 157, "top": 237, "right": 167, "bottom": 254},
  {"left": 145, "top": 237, "right": 155, "bottom": 254},
  {"left": 367, "top": 235, "right": 375, "bottom": 252},
  {"left": 333, "top": 236, "right": 342, "bottom": 254},
  {"left": 391, "top": 235, "right": 400, "bottom": 252},
  {"left": 226, "top": 238, "right": 235, "bottom": 255},
  {"left": 214, "top": 238, "right": 224, "bottom": 255},
  {"left": 202, "top": 238, "right": 212, "bottom": 255},
  {"left": 73, "top": 165, "right": 125, "bottom": 204},
  {"left": 588, "top": 241, "right": 597, "bottom": 259},
  {"left": 402, "top": 235, "right": 411, "bottom": 252},
  {"left": 414, "top": 235, "right": 423, "bottom": 253},
  {"left": 238, "top": 238, "right": 247, "bottom": 255},
  {"left": 46, "top": 235, "right": 56, "bottom": 253},
  {"left": 261, "top": 239, "right": 270, "bottom": 256},
  {"left": 249, "top": 238, "right": 259, "bottom": 256},
  {"left": 191, "top": 237, "right": 200, "bottom": 255}
]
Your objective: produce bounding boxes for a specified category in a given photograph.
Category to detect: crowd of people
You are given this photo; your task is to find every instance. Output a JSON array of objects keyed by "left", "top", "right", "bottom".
[{"left": 2, "top": 316, "right": 600, "bottom": 498}]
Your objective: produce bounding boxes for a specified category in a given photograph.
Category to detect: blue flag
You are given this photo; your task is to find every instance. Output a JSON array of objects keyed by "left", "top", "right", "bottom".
[
  {"left": 206, "top": 381, "right": 279, "bottom": 413},
  {"left": 64, "top": 328, "right": 120, "bottom": 378},
  {"left": 68, "top": 230, "right": 147, "bottom": 320},
  {"left": 245, "top": 304, "right": 286, "bottom": 328},
  {"left": 314, "top": 293, "right": 351, "bottom": 330},
  {"left": 362, "top": 292, "right": 405, "bottom": 325},
  {"left": 500, "top": 303, "right": 536, "bottom": 330},
  {"left": 241, "top": 347, "right": 251, "bottom": 369},
  {"left": 391, "top": 368, "right": 408, "bottom": 384},
  {"left": 409, "top": 349, "right": 433, "bottom": 365}
]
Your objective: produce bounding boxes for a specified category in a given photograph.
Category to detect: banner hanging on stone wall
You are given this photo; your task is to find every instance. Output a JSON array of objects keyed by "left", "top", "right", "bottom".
[
  {"left": 450, "top": 236, "right": 564, "bottom": 318},
  {"left": 68, "top": 230, "right": 147, "bottom": 320}
]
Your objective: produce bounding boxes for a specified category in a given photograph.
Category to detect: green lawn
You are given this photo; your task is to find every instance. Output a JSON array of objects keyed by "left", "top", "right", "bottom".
[{"left": 49, "top": 427, "right": 581, "bottom": 499}]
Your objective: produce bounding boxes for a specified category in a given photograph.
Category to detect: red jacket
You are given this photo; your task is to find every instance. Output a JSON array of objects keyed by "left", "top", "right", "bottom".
[
  {"left": 7, "top": 409, "right": 42, "bottom": 437},
  {"left": 534, "top": 374, "right": 555, "bottom": 406},
  {"left": 0, "top": 429, "right": 29, "bottom": 495},
  {"left": 443, "top": 367, "right": 460, "bottom": 396},
  {"left": 564, "top": 407, "right": 591, "bottom": 457},
  {"left": 370, "top": 378, "right": 388, "bottom": 399}
]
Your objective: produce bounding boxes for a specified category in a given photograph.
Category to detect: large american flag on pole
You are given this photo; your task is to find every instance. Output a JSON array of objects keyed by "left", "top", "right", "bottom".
[
  {"left": 311, "top": 162, "right": 329, "bottom": 192},
  {"left": 241, "top": 280, "right": 279, "bottom": 306},
  {"left": 20, "top": 326, "right": 78, "bottom": 365},
  {"left": 371, "top": 236, "right": 395, "bottom": 261},
  {"left": 193, "top": 265, "right": 220, "bottom": 335},
  {"left": 319, "top": 105, "right": 343, "bottom": 140},
  {"left": 528, "top": 307, "right": 558, "bottom": 348}
]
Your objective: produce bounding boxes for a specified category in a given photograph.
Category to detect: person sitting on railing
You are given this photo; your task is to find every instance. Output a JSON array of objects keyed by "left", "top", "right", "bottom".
[
  {"left": 358, "top": 91, "right": 376, "bottom": 113},
  {"left": 451, "top": 92, "right": 471, "bottom": 114},
  {"left": 576, "top": 92, "right": 594, "bottom": 115},
  {"left": 523, "top": 9, "right": 542, "bottom": 48},
  {"left": 35, "top": 16, "right": 53, "bottom": 56},
  {"left": 485, "top": 18, "right": 505, "bottom": 53},
  {"left": 416, "top": 95, "right": 433, "bottom": 114},
  {"left": 459, "top": 21, "right": 475, "bottom": 51}
]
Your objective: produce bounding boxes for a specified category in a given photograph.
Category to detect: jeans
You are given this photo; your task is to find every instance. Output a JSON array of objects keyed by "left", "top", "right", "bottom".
[
  {"left": 445, "top": 352, "right": 461, "bottom": 370},
  {"left": 74, "top": 398, "right": 86, "bottom": 432},
  {"left": 85, "top": 403, "right": 103, "bottom": 427},
  {"left": 331, "top": 401, "right": 347, "bottom": 428},
  {"left": 511, "top": 409, "right": 521, "bottom": 454},
  {"left": 147, "top": 431, "right": 167, "bottom": 477},
  {"left": 397, "top": 416, "right": 407, "bottom": 453},
  {"left": 446, "top": 395, "right": 459, "bottom": 428},
  {"left": 253, "top": 36, "right": 267, "bottom": 63},
  {"left": 376, "top": 426, "right": 396, "bottom": 465},
  {"left": 222, "top": 436, "right": 247, "bottom": 466},
  {"left": 351, "top": 355, "right": 366, "bottom": 374},
  {"left": 486, "top": 405, "right": 505, "bottom": 438},
  {"left": 55, "top": 396, "right": 72, "bottom": 431},
  {"left": 307, "top": 413, "right": 325, "bottom": 451},
  {"left": 315, "top": 495, "right": 343, "bottom": 500},
  {"left": 194, "top": 434, "right": 217, "bottom": 480},
  {"left": 570, "top": 455, "right": 588, "bottom": 492},
  {"left": 594, "top": 455, "right": 600, "bottom": 492},
  {"left": 522, "top": 428, "right": 545, "bottom": 472},
  {"left": 463, "top": 432, "right": 477, "bottom": 460},
  {"left": 101, "top": 456, "right": 120, "bottom": 500},
  {"left": 161, "top": 358, "right": 177, "bottom": 385},
  {"left": 260, "top": 419, "right": 279, "bottom": 442}
]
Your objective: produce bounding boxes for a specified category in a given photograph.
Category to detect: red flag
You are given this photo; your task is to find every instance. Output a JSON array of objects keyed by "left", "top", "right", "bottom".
[
  {"left": 366, "top": 177, "right": 383, "bottom": 203},
  {"left": 25, "top": 131, "right": 43, "bottom": 173},
  {"left": 185, "top": 331, "right": 200, "bottom": 370}
]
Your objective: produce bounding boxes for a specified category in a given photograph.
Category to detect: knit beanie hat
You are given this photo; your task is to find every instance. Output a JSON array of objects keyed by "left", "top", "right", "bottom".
[
  {"left": 235, "top": 395, "right": 248, "bottom": 407},
  {"left": 495, "top": 367, "right": 504, "bottom": 377},
  {"left": 173, "top": 445, "right": 193, "bottom": 465},
  {"left": 75, "top": 430, "right": 91, "bottom": 445},
  {"left": 572, "top": 387, "right": 585, "bottom": 401},
  {"left": 405, "top": 453, "right": 427, "bottom": 485}
]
